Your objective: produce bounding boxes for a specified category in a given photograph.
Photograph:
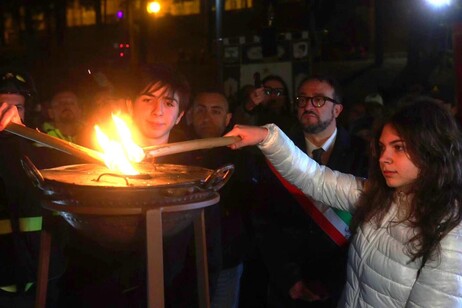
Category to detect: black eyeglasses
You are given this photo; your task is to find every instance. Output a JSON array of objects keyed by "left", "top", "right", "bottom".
[
  {"left": 264, "top": 87, "right": 286, "bottom": 97},
  {"left": 295, "top": 95, "right": 338, "bottom": 108}
]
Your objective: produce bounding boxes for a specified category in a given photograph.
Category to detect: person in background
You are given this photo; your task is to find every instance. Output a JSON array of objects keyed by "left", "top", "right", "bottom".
[
  {"left": 225, "top": 97, "right": 462, "bottom": 307},
  {"left": 347, "top": 93, "right": 385, "bottom": 144},
  {"left": 187, "top": 89, "right": 254, "bottom": 308},
  {"left": 428, "top": 83, "right": 458, "bottom": 119},
  {"left": 250, "top": 75, "right": 368, "bottom": 307},
  {"left": 363, "top": 93, "right": 384, "bottom": 119},
  {"left": 76, "top": 86, "right": 132, "bottom": 149},
  {"left": 189, "top": 90, "right": 232, "bottom": 138},
  {"left": 0, "top": 72, "right": 31, "bottom": 123},
  {"left": 133, "top": 66, "right": 225, "bottom": 307},
  {"left": 42, "top": 89, "right": 83, "bottom": 143},
  {"left": 230, "top": 84, "right": 255, "bottom": 125},
  {"left": 66, "top": 65, "right": 221, "bottom": 308},
  {"left": 233, "top": 75, "right": 295, "bottom": 133},
  {"left": 0, "top": 69, "right": 68, "bottom": 307}
]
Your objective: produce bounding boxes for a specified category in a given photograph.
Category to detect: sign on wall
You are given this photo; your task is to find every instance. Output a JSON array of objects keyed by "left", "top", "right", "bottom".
[{"left": 222, "top": 31, "right": 311, "bottom": 100}]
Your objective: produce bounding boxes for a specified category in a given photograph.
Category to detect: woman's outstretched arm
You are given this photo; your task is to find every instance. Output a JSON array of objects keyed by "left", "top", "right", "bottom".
[{"left": 226, "top": 124, "right": 365, "bottom": 212}]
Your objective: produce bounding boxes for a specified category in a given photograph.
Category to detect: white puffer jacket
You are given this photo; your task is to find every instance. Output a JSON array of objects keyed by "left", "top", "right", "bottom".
[{"left": 258, "top": 124, "right": 462, "bottom": 308}]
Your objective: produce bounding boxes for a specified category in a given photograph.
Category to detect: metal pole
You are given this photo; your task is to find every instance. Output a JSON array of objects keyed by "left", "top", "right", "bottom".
[
  {"left": 374, "top": 0, "right": 384, "bottom": 67},
  {"left": 215, "top": 0, "right": 224, "bottom": 90},
  {"left": 127, "top": 0, "right": 139, "bottom": 67}
]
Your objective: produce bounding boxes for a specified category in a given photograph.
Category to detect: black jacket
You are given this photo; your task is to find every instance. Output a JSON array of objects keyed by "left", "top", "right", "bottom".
[
  {"left": 253, "top": 126, "right": 368, "bottom": 307},
  {"left": 0, "top": 133, "right": 68, "bottom": 290},
  {"left": 188, "top": 144, "right": 255, "bottom": 268}
]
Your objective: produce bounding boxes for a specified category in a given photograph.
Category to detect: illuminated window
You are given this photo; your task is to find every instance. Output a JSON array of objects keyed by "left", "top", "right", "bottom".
[
  {"left": 67, "top": 0, "right": 96, "bottom": 26},
  {"left": 172, "top": 2, "right": 200, "bottom": 15},
  {"left": 225, "top": 0, "right": 253, "bottom": 10},
  {"left": 166, "top": 0, "right": 253, "bottom": 16},
  {"left": 66, "top": 0, "right": 126, "bottom": 27}
]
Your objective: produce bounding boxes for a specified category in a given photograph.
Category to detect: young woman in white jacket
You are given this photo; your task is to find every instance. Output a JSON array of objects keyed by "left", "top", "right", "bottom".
[{"left": 226, "top": 97, "right": 462, "bottom": 307}]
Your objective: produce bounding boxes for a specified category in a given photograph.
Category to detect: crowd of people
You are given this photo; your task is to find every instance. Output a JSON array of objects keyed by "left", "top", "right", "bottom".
[{"left": 0, "top": 64, "right": 461, "bottom": 308}]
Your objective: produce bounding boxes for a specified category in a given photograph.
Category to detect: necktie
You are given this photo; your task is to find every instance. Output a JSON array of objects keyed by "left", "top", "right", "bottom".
[{"left": 312, "top": 148, "right": 325, "bottom": 165}]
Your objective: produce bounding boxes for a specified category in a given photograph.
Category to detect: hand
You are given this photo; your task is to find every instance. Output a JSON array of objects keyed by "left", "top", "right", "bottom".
[
  {"left": 0, "top": 102, "right": 23, "bottom": 131},
  {"left": 224, "top": 124, "right": 269, "bottom": 149},
  {"left": 244, "top": 87, "right": 267, "bottom": 111},
  {"left": 289, "top": 280, "right": 329, "bottom": 302}
]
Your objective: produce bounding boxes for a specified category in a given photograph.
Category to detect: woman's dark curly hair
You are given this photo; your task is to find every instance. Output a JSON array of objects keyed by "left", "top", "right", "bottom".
[{"left": 350, "top": 97, "right": 462, "bottom": 262}]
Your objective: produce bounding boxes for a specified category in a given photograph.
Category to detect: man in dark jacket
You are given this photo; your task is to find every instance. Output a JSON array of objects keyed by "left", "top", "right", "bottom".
[
  {"left": 186, "top": 89, "right": 254, "bottom": 308},
  {"left": 0, "top": 69, "right": 69, "bottom": 307},
  {"left": 254, "top": 75, "right": 368, "bottom": 308}
]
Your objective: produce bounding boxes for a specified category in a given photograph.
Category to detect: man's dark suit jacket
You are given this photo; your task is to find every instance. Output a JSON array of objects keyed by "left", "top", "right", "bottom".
[{"left": 253, "top": 125, "right": 368, "bottom": 308}]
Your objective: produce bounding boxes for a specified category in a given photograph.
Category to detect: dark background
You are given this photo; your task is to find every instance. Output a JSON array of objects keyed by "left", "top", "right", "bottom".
[{"left": 0, "top": 0, "right": 460, "bottom": 111}]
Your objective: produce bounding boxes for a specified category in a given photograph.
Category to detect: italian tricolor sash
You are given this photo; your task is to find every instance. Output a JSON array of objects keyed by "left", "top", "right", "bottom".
[{"left": 266, "top": 160, "right": 351, "bottom": 247}]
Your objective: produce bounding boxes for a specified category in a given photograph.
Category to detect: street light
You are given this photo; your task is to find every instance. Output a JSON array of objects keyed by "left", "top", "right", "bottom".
[
  {"left": 147, "top": 1, "right": 161, "bottom": 15},
  {"left": 425, "top": 0, "right": 452, "bottom": 9},
  {"left": 144, "top": 1, "right": 161, "bottom": 63}
]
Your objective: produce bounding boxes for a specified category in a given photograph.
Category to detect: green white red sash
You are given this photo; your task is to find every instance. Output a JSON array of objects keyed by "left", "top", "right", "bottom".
[{"left": 266, "top": 160, "right": 351, "bottom": 247}]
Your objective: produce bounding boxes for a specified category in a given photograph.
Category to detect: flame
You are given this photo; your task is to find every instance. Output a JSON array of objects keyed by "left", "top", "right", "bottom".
[{"left": 95, "top": 114, "right": 145, "bottom": 175}]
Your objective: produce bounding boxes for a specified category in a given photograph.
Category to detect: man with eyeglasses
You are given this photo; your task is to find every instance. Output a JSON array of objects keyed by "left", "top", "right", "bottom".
[
  {"left": 252, "top": 75, "right": 368, "bottom": 307},
  {"left": 234, "top": 75, "right": 295, "bottom": 133}
]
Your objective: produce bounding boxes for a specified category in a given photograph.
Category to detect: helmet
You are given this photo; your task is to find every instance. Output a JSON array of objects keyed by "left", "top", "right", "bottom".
[{"left": 0, "top": 71, "right": 36, "bottom": 98}]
